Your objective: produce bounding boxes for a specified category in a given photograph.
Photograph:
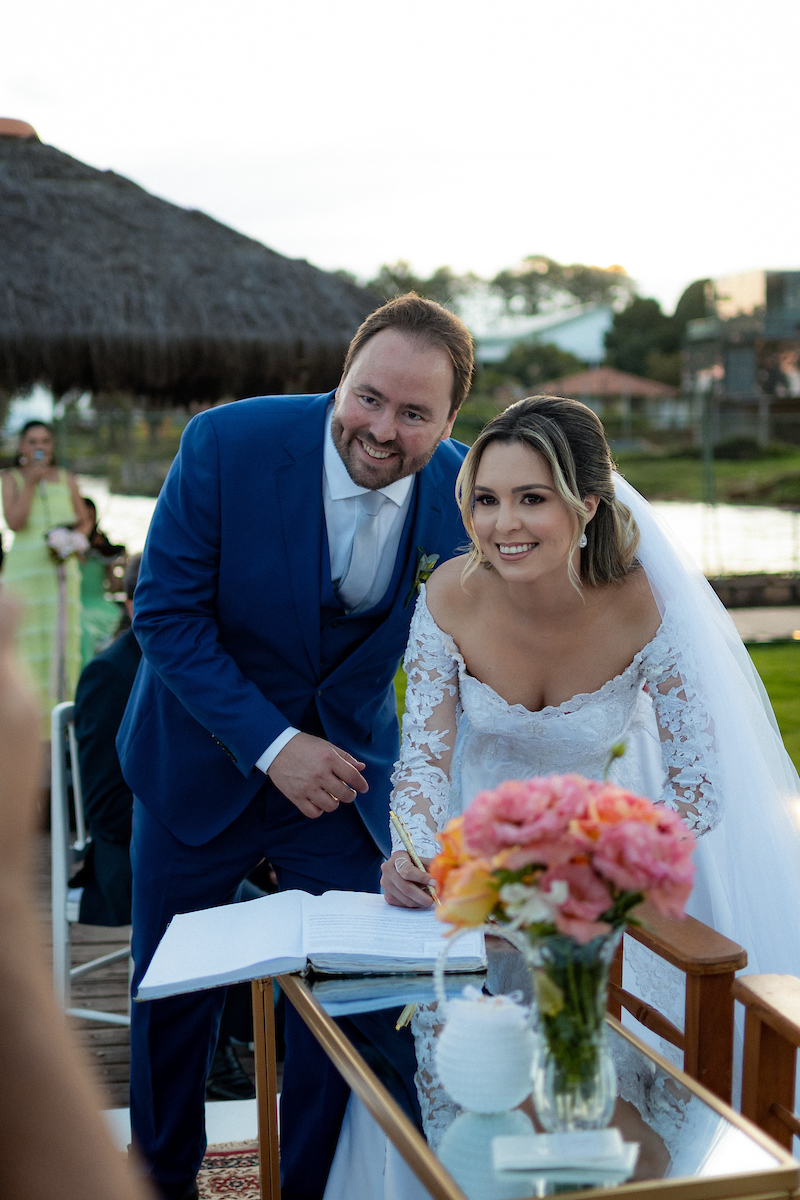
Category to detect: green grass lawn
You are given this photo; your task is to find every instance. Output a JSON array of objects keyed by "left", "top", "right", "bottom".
[
  {"left": 747, "top": 641, "right": 800, "bottom": 773},
  {"left": 614, "top": 452, "right": 800, "bottom": 504},
  {"left": 396, "top": 643, "right": 800, "bottom": 773}
]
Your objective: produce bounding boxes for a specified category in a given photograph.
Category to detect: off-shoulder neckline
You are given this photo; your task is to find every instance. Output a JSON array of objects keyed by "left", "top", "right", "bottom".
[{"left": 416, "top": 584, "right": 668, "bottom": 718}]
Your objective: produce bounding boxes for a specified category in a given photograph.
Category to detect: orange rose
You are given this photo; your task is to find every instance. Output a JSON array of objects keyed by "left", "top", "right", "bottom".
[
  {"left": 571, "top": 786, "right": 661, "bottom": 844},
  {"left": 429, "top": 817, "right": 467, "bottom": 893},
  {"left": 436, "top": 859, "right": 498, "bottom": 927}
]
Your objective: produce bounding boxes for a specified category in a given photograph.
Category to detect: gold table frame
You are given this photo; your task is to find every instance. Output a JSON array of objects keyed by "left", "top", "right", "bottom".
[{"left": 251, "top": 976, "right": 799, "bottom": 1200}]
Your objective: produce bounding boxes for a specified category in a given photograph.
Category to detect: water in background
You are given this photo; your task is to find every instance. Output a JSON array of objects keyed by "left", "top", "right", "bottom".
[
  {"left": 1, "top": 476, "right": 798, "bottom": 578},
  {"left": 653, "top": 501, "right": 800, "bottom": 577}
]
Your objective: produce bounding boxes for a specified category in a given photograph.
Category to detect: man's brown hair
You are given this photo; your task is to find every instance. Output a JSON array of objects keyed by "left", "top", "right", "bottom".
[{"left": 341, "top": 293, "right": 474, "bottom": 415}]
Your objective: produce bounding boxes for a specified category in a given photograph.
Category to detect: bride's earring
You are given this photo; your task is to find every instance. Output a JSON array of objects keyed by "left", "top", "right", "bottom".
[{"left": 579, "top": 533, "right": 588, "bottom": 548}]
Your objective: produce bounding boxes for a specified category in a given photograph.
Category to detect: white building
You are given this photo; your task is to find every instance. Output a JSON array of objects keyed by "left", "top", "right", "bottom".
[{"left": 465, "top": 301, "right": 614, "bottom": 367}]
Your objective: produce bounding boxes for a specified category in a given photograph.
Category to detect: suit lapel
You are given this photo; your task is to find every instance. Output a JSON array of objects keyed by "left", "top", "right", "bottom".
[
  {"left": 391, "top": 447, "right": 453, "bottom": 611},
  {"left": 275, "top": 395, "right": 332, "bottom": 674}
]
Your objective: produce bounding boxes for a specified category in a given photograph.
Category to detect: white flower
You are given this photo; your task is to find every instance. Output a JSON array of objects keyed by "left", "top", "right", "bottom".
[
  {"left": 47, "top": 527, "right": 89, "bottom": 560},
  {"left": 499, "top": 880, "right": 568, "bottom": 927}
]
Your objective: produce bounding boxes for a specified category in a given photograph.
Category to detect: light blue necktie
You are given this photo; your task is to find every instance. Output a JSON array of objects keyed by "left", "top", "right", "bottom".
[{"left": 337, "top": 492, "right": 386, "bottom": 613}]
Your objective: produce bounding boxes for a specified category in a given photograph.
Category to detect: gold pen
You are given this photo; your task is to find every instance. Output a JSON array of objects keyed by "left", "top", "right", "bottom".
[
  {"left": 389, "top": 810, "right": 440, "bottom": 906},
  {"left": 389, "top": 810, "right": 439, "bottom": 1030},
  {"left": 395, "top": 1001, "right": 416, "bottom": 1031}
]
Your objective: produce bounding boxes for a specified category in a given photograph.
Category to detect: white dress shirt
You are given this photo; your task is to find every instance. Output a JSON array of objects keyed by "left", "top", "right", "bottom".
[{"left": 255, "top": 405, "right": 414, "bottom": 774}]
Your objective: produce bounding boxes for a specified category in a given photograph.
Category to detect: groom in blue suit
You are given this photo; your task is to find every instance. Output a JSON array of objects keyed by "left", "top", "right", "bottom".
[{"left": 117, "top": 294, "right": 473, "bottom": 1200}]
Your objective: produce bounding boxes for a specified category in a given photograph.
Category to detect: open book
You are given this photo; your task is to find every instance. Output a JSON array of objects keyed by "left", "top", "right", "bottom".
[{"left": 137, "top": 890, "right": 486, "bottom": 1001}]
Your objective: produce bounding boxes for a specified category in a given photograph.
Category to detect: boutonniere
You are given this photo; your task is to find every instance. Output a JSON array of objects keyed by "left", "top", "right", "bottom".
[{"left": 405, "top": 547, "right": 440, "bottom": 607}]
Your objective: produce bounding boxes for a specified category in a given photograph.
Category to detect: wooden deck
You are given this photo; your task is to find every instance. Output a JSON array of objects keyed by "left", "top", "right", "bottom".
[{"left": 35, "top": 832, "right": 260, "bottom": 1110}]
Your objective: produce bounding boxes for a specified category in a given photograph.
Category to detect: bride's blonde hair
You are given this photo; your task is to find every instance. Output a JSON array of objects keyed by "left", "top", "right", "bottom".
[{"left": 456, "top": 396, "right": 640, "bottom": 590}]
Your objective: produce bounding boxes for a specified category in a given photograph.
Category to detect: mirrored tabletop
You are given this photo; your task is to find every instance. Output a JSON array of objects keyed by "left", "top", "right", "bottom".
[{"left": 288, "top": 943, "right": 796, "bottom": 1200}]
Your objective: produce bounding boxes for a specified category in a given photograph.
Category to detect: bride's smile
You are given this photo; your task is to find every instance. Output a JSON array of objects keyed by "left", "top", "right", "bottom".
[{"left": 471, "top": 441, "right": 597, "bottom": 585}]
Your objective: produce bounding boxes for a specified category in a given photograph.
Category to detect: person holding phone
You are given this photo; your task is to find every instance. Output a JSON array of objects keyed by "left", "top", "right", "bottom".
[{"left": 1, "top": 421, "right": 91, "bottom": 739}]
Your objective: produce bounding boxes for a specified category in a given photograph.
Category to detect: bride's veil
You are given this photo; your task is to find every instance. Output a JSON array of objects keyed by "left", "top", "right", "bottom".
[{"left": 614, "top": 473, "right": 800, "bottom": 977}]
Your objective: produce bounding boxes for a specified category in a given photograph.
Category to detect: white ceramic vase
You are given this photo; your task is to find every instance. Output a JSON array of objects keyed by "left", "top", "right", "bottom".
[
  {"left": 435, "top": 988, "right": 535, "bottom": 1112},
  {"left": 433, "top": 924, "right": 535, "bottom": 1114}
]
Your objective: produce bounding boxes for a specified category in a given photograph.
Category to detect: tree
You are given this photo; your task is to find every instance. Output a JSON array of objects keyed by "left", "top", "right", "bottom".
[
  {"left": 673, "top": 278, "right": 712, "bottom": 334},
  {"left": 604, "top": 297, "right": 681, "bottom": 383},
  {"left": 331, "top": 268, "right": 361, "bottom": 287},
  {"left": 603, "top": 283, "right": 714, "bottom": 387},
  {"left": 495, "top": 340, "right": 585, "bottom": 389},
  {"left": 490, "top": 256, "right": 634, "bottom": 315},
  {"left": 361, "top": 255, "right": 637, "bottom": 318},
  {"left": 365, "top": 261, "right": 478, "bottom": 309}
]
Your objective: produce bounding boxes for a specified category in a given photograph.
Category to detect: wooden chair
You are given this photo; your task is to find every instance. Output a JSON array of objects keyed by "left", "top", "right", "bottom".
[
  {"left": 608, "top": 901, "right": 747, "bottom": 1103},
  {"left": 732, "top": 973, "right": 800, "bottom": 1149}
]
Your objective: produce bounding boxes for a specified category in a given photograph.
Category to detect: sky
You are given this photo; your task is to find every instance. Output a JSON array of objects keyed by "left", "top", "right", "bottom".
[{"left": 3, "top": 0, "right": 800, "bottom": 314}]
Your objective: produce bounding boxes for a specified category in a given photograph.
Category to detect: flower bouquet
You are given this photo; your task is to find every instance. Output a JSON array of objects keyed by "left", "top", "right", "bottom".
[
  {"left": 45, "top": 525, "right": 89, "bottom": 703},
  {"left": 46, "top": 526, "right": 89, "bottom": 563},
  {"left": 430, "top": 774, "right": 695, "bottom": 1131}
]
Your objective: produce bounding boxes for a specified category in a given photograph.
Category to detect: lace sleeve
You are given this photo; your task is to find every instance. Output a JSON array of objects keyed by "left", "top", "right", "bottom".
[
  {"left": 389, "top": 588, "right": 461, "bottom": 860},
  {"left": 640, "top": 622, "right": 720, "bottom": 836}
]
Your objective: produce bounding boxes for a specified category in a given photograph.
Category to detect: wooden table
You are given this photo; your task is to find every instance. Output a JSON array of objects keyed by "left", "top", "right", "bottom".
[{"left": 251, "top": 972, "right": 799, "bottom": 1200}]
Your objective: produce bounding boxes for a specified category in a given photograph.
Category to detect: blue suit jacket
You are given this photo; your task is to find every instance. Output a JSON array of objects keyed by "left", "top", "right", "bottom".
[{"left": 117, "top": 391, "right": 467, "bottom": 855}]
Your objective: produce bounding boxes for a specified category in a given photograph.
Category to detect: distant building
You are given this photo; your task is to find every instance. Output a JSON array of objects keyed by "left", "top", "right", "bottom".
[
  {"left": 542, "top": 366, "right": 679, "bottom": 436},
  {"left": 467, "top": 302, "right": 613, "bottom": 367},
  {"left": 683, "top": 270, "right": 800, "bottom": 444}
]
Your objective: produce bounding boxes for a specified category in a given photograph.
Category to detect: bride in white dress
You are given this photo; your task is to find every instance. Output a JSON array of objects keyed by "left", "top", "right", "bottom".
[{"left": 325, "top": 396, "right": 800, "bottom": 1198}]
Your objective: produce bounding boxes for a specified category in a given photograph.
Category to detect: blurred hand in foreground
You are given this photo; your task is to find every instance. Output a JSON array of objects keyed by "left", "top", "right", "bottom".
[{"left": 0, "top": 593, "right": 153, "bottom": 1200}]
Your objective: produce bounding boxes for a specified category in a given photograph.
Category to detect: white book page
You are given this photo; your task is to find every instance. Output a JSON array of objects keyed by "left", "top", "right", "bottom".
[
  {"left": 137, "top": 890, "right": 306, "bottom": 999},
  {"left": 302, "top": 891, "right": 483, "bottom": 964}
]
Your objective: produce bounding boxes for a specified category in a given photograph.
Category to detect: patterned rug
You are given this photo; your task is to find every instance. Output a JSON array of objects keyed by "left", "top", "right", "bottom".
[{"left": 197, "top": 1140, "right": 261, "bottom": 1198}]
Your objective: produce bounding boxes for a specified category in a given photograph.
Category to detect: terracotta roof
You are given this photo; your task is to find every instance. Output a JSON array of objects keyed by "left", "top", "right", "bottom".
[
  {"left": 0, "top": 118, "right": 38, "bottom": 139},
  {"left": 541, "top": 366, "right": 677, "bottom": 398}
]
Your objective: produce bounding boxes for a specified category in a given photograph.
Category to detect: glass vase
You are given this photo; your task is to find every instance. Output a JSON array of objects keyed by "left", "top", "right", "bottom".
[{"left": 526, "top": 927, "right": 622, "bottom": 1132}]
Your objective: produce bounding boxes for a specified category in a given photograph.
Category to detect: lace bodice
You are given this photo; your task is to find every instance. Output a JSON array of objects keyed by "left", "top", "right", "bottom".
[{"left": 390, "top": 587, "right": 720, "bottom": 860}]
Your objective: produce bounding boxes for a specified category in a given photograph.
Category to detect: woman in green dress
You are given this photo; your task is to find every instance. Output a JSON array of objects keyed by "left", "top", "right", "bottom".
[{"left": 1, "top": 421, "right": 91, "bottom": 738}]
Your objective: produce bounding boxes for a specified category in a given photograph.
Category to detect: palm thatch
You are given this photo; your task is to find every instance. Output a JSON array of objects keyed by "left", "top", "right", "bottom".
[{"left": 0, "top": 134, "right": 379, "bottom": 405}]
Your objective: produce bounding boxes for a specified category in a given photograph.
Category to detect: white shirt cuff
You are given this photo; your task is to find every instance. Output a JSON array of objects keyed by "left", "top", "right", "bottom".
[{"left": 256, "top": 727, "right": 301, "bottom": 774}]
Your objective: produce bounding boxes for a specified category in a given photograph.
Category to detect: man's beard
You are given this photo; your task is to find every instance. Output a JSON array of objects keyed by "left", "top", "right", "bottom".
[{"left": 331, "top": 415, "right": 442, "bottom": 489}]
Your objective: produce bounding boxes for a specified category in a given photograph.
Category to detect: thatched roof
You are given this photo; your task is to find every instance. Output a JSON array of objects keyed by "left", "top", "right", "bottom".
[
  {"left": 0, "top": 133, "right": 379, "bottom": 404},
  {"left": 542, "top": 366, "right": 677, "bottom": 399}
]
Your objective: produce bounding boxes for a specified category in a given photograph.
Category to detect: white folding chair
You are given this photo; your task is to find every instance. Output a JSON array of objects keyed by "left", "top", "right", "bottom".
[{"left": 51, "top": 700, "right": 131, "bottom": 1026}]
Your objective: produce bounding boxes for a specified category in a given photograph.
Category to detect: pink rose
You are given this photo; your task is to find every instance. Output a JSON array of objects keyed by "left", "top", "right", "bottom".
[
  {"left": 593, "top": 819, "right": 695, "bottom": 918},
  {"left": 463, "top": 776, "right": 592, "bottom": 861},
  {"left": 500, "top": 838, "right": 578, "bottom": 871},
  {"left": 540, "top": 862, "right": 614, "bottom": 944}
]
